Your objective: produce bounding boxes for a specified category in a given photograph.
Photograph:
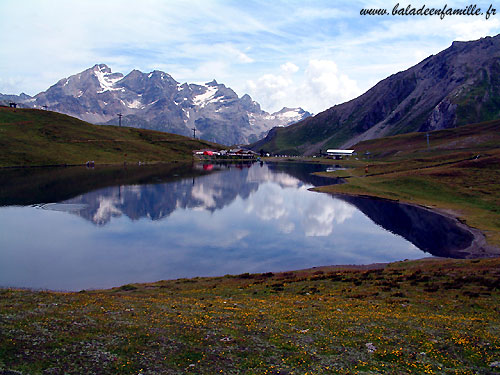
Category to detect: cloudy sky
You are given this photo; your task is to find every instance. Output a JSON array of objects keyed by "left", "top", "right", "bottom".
[{"left": 1, "top": 0, "right": 499, "bottom": 114}]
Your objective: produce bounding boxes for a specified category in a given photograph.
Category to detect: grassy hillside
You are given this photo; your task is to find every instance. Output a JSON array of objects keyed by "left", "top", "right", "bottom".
[
  {"left": 349, "top": 118, "right": 500, "bottom": 159},
  {"left": 316, "top": 119, "right": 500, "bottom": 246},
  {"left": 0, "top": 107, "right": 220, "bottom": 167},
  {"left": 253, "top": 114, "right": 500, "bottom": 157},
  {"left": 1, "top": 258, "right": 499, "bottom": 374}
]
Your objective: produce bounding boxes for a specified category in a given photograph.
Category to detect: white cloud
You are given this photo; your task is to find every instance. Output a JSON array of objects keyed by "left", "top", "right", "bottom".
[
  {"left": 191, "top": 184, "right": 222, "bottom": 209},
  {"left": 280, "top": 62, "right": 299, "bottom": 74},
  {"left": 302, "top": 199, "right": 355, "bottom": 237},
  {"left": 93, "top": 196, "right": 123, "bottom": 225},
  {"left": 449, "top": 18, "right": 500, "bottom": 41},
  {"left": 246, "top": 59, "right": 362, "bottom": 113},
  {"left": 246, "top": 74, "right": 292, "bottom": 110},
  {"left": 225, "top": 45, "right": 254, "bottom": 64},
  {"left": 304, "top": 59, "right": 361, "bottom": 109},
  {"left": 247, "top": 191, "right": 287, "bottom": 221}
]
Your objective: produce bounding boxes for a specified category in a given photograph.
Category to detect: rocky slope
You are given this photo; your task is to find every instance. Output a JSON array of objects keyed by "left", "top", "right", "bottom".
[
  {"left": 252, "top": 34, "right": 500, "bottom": 155},
  {"left": 1, "top": 65, "right": 310, "bottom": 145}
]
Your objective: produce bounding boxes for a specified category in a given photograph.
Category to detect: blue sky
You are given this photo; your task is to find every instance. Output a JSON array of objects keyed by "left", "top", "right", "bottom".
[{"left": 1, "top": 0, "right": 499, "bottom": 113}]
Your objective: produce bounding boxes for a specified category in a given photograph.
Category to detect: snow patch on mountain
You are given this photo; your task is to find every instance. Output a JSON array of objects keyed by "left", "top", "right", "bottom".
[
  {"left": 94, "top": 66, "right": 123, "bottom": 93},
  {"left": 279, "top": 108, "right": 302, "bottom": 119},
  {"left": 193, "top": 85, "right": 218, "bottom": 107},
  {"left": 267, "top": 108, "right": 309, "bottom": 126},
  {"left": 127, "top": 99, "right": 143, "bottom": 109}
]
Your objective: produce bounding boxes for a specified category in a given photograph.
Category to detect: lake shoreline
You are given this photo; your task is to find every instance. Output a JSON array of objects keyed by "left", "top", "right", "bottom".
[
  {"left": 308, "top": 162, "right": 500, "bottom": 258},
  {"left": 0, "top": 160, "right": 187, "bottom": 169},
  {"left": 307, "top": 151, "right": 500, "bottom": 255},
  {"left": 0, "top": 255, "right": 491, "bottom": 294},
  {"left": 318, "top": 190, "right": 500, "bottom": 260}
]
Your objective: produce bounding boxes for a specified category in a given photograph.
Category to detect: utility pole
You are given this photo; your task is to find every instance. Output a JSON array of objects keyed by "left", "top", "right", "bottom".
[
  {"left": 426, "top": 133, "right": 430, "bottom": 149},
  {"left": 117, "top": 113, "right": 122, "bottom": 127},
  {"left": 192, "top": 127, "right": 196, "bottom": 139}
]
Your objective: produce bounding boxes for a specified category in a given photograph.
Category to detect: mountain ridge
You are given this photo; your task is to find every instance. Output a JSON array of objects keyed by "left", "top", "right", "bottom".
[
  {"left": 251, "top": 34, "right": 500, "bottom": 155},
  {"left": 1, "top": 64, "right": 311, "bottom": 146}
]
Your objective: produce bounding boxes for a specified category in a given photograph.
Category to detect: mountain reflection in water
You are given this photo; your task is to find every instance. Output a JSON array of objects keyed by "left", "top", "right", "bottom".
[
  {"left": 0, "top": 162, "right": 473, "bottom": 291},
  {"left": 57, "top": 163, "right": 338, "bottom": 226}
]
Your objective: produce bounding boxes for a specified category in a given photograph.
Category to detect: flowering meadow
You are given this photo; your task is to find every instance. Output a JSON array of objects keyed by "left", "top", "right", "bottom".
[{"left": 1, "top": 258, "right": 499, "bottom": 374}]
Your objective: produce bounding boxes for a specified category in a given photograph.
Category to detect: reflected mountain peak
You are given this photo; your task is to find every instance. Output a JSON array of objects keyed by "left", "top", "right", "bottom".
[
  {"left": 92, "top": 196, "right": 124, "bottom": 225},
  {"left": 51, "top": 163, "right": 329, "bottom": 225}
]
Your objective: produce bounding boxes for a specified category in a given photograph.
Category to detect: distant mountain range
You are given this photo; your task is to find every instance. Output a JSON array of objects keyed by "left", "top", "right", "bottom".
[
  {"left": 0, "top": 65, "right": 311, "bottom": 146},
  {"left": 252, "top": 34, "right": 500, "bottom": 155}
]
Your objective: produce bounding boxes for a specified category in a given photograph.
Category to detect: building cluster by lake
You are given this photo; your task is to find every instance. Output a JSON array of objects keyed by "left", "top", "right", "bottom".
[{"left": 193, "top": 148, "right": 259, "bottom": 160}]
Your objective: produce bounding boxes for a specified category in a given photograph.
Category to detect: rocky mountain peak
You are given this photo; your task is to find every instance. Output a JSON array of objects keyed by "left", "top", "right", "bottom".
[
  {"left": 122, "top": 69, "right": 144, "bottom": 81},
  {"left": 5, "top": 64, "right": 311, "bottom": 145},
  {"left": 276, "top": 107, "right": 304, "bottom": 115},
  {"left": 240, "top": 94, "right": 262, "bottom": 113},
  {"left": 92, "top": 64, "right": 112, "bottom": 74}
]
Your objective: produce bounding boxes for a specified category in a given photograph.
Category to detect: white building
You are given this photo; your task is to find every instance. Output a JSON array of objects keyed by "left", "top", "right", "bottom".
[{"left": 326, "top": 149, "right": 355, "bottom": 159}]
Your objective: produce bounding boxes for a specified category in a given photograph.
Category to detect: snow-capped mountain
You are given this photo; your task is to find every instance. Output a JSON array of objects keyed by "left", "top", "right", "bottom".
[{"left": 7, "top": 64, "right": 311, "bottom": 145}]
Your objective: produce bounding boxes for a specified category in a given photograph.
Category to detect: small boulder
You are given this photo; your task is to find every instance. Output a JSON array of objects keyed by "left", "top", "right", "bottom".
[{"left": 365, "top": 342, "right": 377, "bottom": 353}]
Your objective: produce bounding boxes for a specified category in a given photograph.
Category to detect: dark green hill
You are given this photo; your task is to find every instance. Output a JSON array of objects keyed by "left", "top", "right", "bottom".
[{"left": 0, "top": 107, "right": 220, "bottom": 167}]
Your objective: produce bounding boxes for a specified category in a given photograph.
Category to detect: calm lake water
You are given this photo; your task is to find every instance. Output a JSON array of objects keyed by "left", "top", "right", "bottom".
[{"left": 0, "top": 162, "right": 473, "bottom": 291}]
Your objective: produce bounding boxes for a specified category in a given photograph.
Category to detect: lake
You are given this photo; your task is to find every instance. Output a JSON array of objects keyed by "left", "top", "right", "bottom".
[{"left": 0, "top": 162, "right": 474, "bottom": 291}]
